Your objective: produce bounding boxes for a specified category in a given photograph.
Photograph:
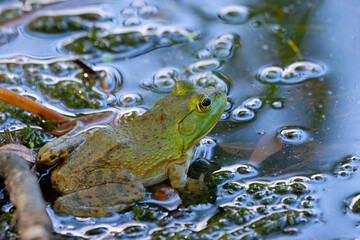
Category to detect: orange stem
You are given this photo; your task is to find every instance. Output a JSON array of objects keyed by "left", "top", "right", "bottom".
[{"left": 0, "top": 86, "right": 70, "bottom": 124}]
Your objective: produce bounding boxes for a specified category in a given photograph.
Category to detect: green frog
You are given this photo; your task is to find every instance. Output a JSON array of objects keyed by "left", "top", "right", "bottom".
[{"left": 36, "top": 80, "right": 227, "bottom": 217}]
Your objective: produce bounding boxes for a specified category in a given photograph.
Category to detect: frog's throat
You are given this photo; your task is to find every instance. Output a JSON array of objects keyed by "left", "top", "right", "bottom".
[{"left": 178, "top": 110, "right": 215, "bottom": 151}]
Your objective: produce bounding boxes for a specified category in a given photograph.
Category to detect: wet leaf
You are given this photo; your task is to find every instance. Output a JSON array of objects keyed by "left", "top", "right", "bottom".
[{"left": 250, "top": 133, "right": 283, "bottom": 165}]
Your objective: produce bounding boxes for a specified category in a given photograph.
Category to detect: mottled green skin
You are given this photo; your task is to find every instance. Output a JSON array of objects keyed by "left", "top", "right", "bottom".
[{"left": 36, "top": 80, "right": 227, "bottom": 217}]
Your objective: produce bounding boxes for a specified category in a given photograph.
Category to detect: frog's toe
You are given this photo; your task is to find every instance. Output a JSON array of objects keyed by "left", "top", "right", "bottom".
[
  {"left": 54, "top": 183, "right": 145, "bottom": 217},
  {"left": 178, "top": 177, "right": 208, "bottom": 194}
]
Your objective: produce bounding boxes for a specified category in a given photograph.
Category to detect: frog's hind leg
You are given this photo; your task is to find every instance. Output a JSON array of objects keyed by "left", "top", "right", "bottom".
[
  {"left": 53, "top": 168, "right": 145, "bottom": 217},
  {"left": 36, "top": 129, "right": 96, "bottom": 166}
]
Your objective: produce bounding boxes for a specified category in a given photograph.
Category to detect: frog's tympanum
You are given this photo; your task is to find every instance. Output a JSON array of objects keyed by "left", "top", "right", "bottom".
[{"left": 36, "top": 80, "right": 227, "bottom": 217}]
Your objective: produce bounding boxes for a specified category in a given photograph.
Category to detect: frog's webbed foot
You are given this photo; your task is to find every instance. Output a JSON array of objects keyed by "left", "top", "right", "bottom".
[
  {"left": 180, "top": 176, "right": 208, "bottom": 194},
  {"left": 169, "top": 164, "right": 207, "bottom": 194},
  {"left": 36, "top": 129, "right": 96, "bottom": 166},
  {"left": 53, "top": 168, "right": 145, "bottom": 217}
]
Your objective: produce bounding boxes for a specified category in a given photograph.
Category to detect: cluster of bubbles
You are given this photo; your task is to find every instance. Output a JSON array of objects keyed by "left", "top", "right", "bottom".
[
  {"left": 120, "top": 1, "right": 158, "bottom": 26},
  {"left": 195, "top": 33, "right": 240, "bottom": 61},
  {"left": 188, "top": 33, "right": 239, "bottom": 85},
  {"left": 258, "top": 61, "right": 326, "bottom": 84},
  {"left": 331, "top": 155, "right": 360, "bottom": 213},
  {"left": 190, "top": 71, "right": 230, "bottom": 94},
  {"left": 217, "top": 5, "right": 251, "bottom": 24},
  {"left": 333, "top": 155, "right": 360, "bottom": 179},
  {"left": 63, "top": 22, "right": 197, "bottom": 61},
  {"left": 230, "top": 97, "right": 262, "bottom": 122},
  {"left": 49, "top": 163, "right": 322, "bottom": 239},
  {"left": 145, "top": 33, "right": 238, "bottom": 94},
  {"left": 277, "top": 126, "right": 309, "bottom": 144},
  {"left": 20, "top": 1, "right": 196, "bottom": 61},
  {"left": 0, "top": 57, "right": 123, "bottom": 110},
  {"left": 142, "top": 68, "right": 179, "bottom": 93},
  {"left": 152, "top": 165, "right": 319, "bottom": 239}
]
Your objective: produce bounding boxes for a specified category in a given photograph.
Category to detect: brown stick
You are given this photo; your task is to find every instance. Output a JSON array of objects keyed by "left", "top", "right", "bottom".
[
  {"left": 0, "top": 149, "right": 53, "bottom": 240},
  {"left": 0, "top": 86, "right": 70, "bottom": 124}
]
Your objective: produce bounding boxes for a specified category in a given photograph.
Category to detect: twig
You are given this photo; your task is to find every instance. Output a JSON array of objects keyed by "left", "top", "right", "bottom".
[
  {"left": 72, "top": 59, "right": 98, "bottom": 76},
  {"left": 0, "top": 86, "right": 70, "bottom": 124},
  {"left": 72, "top": 59, "right": 109, "bottom": 95},
  {"left": 0, "top": 146, "right": 53, "bottom": 240}
]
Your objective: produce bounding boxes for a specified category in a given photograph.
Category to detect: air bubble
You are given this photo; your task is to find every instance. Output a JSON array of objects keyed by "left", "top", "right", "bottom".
[
  {"left": 243, "top": 97, "right": 262, "bottom": 110},
  {"left": 200, "top": 138, "right": 216, "bottom": 148},
  {"left": 347, "top": 155, "right": 360, "bottom": 162},
  {"left": 259, "top": 66, "right": 283, "bottom": 83},
  {"left": 349, "top": 195, "right": 360, "bottom": 213},
  {"left": 130, "top": 1, "right": 146, "bottom": 9},
  {"left": 231, "top": 107, "right": 255, "bottom": 122},
  {"left": 160, "top": 27, "right": 189, "bottom": 42},
  {"left": 187, "top": 59, "right": 221, "bottom": 73},
  {"left": 138, "top": 5, "right": 158, "bottom": 18},
  {"left": 337, "top": 170, "right": 350, "bottom": 178},
  {"left": 123, "top": 17, "right": 141, "bottom": 26},
  {"left": 119, "top": 107, "right": 146, "bottom": 122},
  {"left": 100, "top": 66, "right": 123, "bottom": 93},
  {"left": 151, "top": 68, "right": 178, "bottom": 92},
  {"left": 142, "top": 23, "right": 159, "bottom": 35},
  {"left": 220, "top": 112, "right": 229, "bottom": 120},
  {"left": 196, "top": 49, "right": 212, "bottom": 59},
  {"left": 118, "top": 93, "right": 142, "bottom": 107},
  {"left": 189, "top": 71, "right": 229, "bottom": 93},
  {"left": 277, "top": 126, "right": 309, "bottom": 144},
  {"left": 310, "top": 174, "right": 326, "bottom": 183},
  {"left": 271, "top": 100, "right": 284, "bottom": 109},
  {"left": 211, "top": 33, "right": 239, "bottom": 59},
  {"left": 218, "top": 5, "right": 250, "bottom": 24}
]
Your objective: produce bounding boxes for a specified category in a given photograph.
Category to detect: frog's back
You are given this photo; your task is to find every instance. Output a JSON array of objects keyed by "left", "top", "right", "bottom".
[
  {"left": 52, "top": 111, "right": 184, "bottom": 190},
  {"left": 50, "top": 127, "right": 129, "bottom": 187}
]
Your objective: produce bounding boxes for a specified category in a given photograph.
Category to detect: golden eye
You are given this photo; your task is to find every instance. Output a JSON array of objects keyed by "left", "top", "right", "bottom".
[{"left": 198, "top": 96, "right": 212, "bottom": 112}]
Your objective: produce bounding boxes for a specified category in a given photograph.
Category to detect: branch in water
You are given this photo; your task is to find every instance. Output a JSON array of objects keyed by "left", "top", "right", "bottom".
[
  {"left": 0, "top": 145, "right": 52, "bottom": 240},
  {"left": 0, "top": 86, "right": 70, "bottom": 124}
]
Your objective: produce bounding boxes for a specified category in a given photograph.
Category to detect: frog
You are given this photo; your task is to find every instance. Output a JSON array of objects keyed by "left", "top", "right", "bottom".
[{"left": 36, "top": 80, "right": 227, "bottom": 217}]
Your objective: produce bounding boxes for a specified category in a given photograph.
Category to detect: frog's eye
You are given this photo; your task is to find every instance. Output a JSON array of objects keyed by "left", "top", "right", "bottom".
[{"left": 198, "top": 95, "right": 212, "bottom": 112}]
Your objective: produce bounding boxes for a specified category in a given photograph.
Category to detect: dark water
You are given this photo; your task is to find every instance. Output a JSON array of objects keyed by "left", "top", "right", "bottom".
[{"left": 1, "top": 0, "right": 360, "bottom": 239}]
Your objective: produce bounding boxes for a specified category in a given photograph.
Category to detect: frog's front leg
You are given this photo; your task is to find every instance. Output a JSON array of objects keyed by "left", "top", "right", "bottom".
[
  {"left": 54, "top": 168, "right": 145, "bottom": 217},
  {"left": 169, "top": 148, "right": 207, "bottom": 193},
  {"left": 36, "top": 129, "right": 96, "bottom": 166}
]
